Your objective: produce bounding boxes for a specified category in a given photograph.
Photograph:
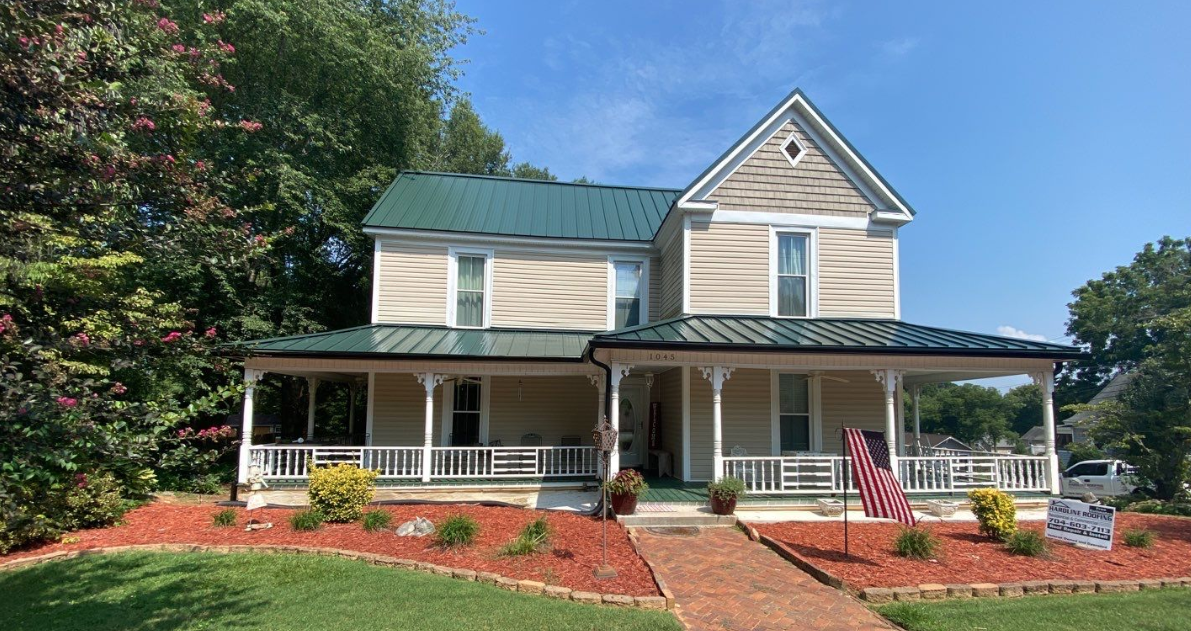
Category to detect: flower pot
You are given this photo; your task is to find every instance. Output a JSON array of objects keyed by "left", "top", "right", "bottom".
[
  {"left": 610, "top": 492, "right": 639, "bottom": 515},
  {"left": 709, "top": 494, "right": 737, "bottom": 515}
]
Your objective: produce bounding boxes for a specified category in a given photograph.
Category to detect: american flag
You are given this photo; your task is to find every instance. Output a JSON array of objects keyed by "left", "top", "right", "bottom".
[{"left": 844, "top": 428, "right": 916, "bottom": 526}]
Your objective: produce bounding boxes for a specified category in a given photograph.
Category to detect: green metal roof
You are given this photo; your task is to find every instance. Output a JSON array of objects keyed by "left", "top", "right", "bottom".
[
  {"left": 362, "top": 171, "right": 680, "bottom": 242},
  {"left": 238, "top": 324, "right": 594, "bottom": 361},
  {"left": 591, "top": 315, "right": 1083, "bottom": 359}
]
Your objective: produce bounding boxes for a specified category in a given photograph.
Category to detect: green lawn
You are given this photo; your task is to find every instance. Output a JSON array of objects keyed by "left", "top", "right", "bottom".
[
  {"left": 0, "top": 552, "right": 682, "bottom": 631},
  {"left": 879, "top": 590, "right": 1191, "bottom": 631}
]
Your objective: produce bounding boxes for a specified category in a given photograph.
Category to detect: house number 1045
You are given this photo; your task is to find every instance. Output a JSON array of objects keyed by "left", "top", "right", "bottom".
[{"left": 646, "top": 352, "right": 677, "bottom": 361}]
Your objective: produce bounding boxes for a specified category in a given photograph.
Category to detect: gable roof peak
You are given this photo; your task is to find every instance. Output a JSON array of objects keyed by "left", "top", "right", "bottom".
[{"left": 677, "top": 87, "right": 916, "bottom": 220}]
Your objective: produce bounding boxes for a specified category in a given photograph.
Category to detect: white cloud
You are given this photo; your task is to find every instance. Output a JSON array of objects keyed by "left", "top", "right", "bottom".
[
  {"left": 996, "top": 325, "right": 1049, "bottom": 342},
  {"left": 879, "top": 37, "right": 919, "bottom": 60}
]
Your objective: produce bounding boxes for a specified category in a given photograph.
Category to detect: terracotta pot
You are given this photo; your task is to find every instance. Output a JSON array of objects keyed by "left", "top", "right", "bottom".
[
  {"left": 610, "top": 492, "right": 639, "bottom": 515},
  {"left": 709, "top": 494, "right": 737, "bottom": 516}
]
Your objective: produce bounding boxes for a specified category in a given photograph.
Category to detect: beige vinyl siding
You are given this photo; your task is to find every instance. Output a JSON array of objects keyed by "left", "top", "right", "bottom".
[
  {"left": 486, "top": 376, "right": 597, "bottom": 445},
  {"left": 710, "top": 120, "right": 874, "bottom": 216},
  {"left": 657, "top": 368, "right": 683, "bottom": 477},
  {"left": 659, "top": 227, "right": 684, "bottom": 318},
  {"left": 375, "top": 240, "right": 447, "bottom": 324},
  {"left": 649, "top": 255, "right": 661, "bottom": 323},
  {"left": 818, "top": 228, "right": 896, "bottom": 318},
  {"left": 371, "top": 373, "right": 441, "bottom": 446},
  {"left": 491, "top": 251, "right": 606, "bottom": 330},
  {"left": 688, "top": 222, "right": 769, "bottom": 315},
  {"left": 688, "top": 368, "right": 771, "bottom": 480},
  {"left": 819, "top": 373, "right": 885, "bottom": 455}
]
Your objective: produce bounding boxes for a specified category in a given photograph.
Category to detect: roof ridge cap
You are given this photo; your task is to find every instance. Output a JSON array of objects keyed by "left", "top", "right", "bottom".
[{"left": 399, "top": 170, "right": 682, "bottom": 192}]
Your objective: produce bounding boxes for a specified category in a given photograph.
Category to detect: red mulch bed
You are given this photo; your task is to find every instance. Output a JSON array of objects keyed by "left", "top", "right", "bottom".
[
  {"left": 2, "top": 502, "right": 658, "bottom": 596},
  {"left": 755, "top": 513, "right": 1191, "bottom": 590}
]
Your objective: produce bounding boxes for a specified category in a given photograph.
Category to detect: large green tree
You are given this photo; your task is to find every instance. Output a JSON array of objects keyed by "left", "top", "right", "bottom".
[{"left": 914, "top": 383, "right": 1017, "bottom": 448}]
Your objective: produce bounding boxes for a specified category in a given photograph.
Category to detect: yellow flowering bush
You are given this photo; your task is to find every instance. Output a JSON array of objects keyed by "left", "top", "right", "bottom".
[
  {"left": 967, "top": 488, "right": 1017, "bottom": 540},
  {"left": 307, "top": 463, "right": 378, "bottom": 522}
]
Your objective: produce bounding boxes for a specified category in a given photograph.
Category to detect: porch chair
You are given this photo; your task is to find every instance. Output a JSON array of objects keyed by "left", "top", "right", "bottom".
[
  {"left": 559, "top": 435, "right": 581, "bottom": 446},
  {"left": 520, "top": 433, "right": 542, "bottom": 446}
]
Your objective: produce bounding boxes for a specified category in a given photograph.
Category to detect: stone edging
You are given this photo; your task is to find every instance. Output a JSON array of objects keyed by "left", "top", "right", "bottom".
[
  {"left": 0, "top": 544, "right": 672, "bottom": 611},
  {"left": 624, "top": 529, "right": 678, "bottom": 610},
  {"left": 860, "top": 578, "right": 1191, "bottom": 603}
]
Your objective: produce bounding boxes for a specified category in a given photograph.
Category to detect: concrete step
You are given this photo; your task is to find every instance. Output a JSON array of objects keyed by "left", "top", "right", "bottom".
[{"left": 616, "top": 511, "right": 737, "bottom": 527}]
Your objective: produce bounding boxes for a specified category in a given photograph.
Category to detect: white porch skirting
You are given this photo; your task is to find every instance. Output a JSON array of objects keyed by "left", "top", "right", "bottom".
[
  {"left": 722, "top": 454, "right": 1051, "bottom": 495},
  {"left": 249, "top": 445, "right": 598, "bottom": 481}
]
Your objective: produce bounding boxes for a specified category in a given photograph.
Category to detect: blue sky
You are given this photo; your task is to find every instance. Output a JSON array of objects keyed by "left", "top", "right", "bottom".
[{"left": 452, "top": 1, "right": 1190, "bottom": 385}]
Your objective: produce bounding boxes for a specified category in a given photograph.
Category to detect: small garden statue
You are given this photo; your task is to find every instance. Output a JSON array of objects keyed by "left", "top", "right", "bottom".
[{"left": 244, "top": 465, "right": 273, "bottom": 531}]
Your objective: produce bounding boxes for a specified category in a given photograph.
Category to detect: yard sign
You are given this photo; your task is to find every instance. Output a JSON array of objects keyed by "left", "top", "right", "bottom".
[{"left": 1045, "top": 498, "right": 1116, "bottom": 551}]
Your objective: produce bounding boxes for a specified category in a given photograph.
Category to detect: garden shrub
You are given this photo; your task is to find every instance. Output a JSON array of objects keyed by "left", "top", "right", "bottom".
[
  {"left": 361, "top": 509, "right": 392, "bottom": 533},
  {"left": 1123, "top": 528, "right": 1156, "bottom": 548},
  {"left": 604, "top": 469, "right": 649, "bottom": 496},
  {"left": 1004, "top": 530, "right": 1048, "bottom": 557},
  {"left": 289, "top": 509, "right": 325, "bottom": 531},
  {"left": 893, "top": 526, "right": 940, "bottom": 560},
  {"left": 968, "top": 488, "right": 1017, "bottom": 540},
  {"left": 1124, "top": 499, "right": 1191, "bottom": 517},
  {"left": 212, "top": 509, "right": 238, "bottom": 527},
  {"left": 499, "top": 516, "right": 551, "bottom": 557},
  {"left": 307, "top": 463, "right": 378, "bottom": 522},
  {"left": 435, "top": 514, "right": 480, "bottom": 548},
  {"left": 63, "top": 472, "right": 127, "bottom": 530}
]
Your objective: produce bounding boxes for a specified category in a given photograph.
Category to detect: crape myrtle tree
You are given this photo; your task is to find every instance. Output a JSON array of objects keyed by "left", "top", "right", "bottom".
[
  {"left": 1061, "top": 237, "right": 1191, "bottom": 499},
  {"left": 0, "top": 0, "right": 263, "bottom": 551}
]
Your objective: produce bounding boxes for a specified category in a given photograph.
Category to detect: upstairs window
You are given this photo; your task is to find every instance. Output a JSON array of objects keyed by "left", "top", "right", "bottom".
[
  {"left": 608, "top": 258, "right": 648, "bottom": 330},
  {"left": 614, "top": 262, "right": 642, "bottom": 329},
  {"left": 776, "top": 233, "right": 809, "bottom": 317},
  {"left": 449, "top": 248, "right": 491, "bottom": 328}
]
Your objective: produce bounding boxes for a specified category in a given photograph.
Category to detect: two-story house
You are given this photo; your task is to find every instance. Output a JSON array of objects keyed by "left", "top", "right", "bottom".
[{"left": 236, "top": 89, "right": 1081, "bottom": 500}]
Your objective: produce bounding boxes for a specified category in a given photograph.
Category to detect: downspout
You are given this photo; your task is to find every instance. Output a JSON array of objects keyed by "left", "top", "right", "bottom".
[{"left": 586, "top": 344, "right": 613, "bottom": 420}]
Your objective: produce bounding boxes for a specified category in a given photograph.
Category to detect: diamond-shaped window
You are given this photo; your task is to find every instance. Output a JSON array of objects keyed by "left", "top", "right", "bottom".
[{"left": 781, "top": 134, "right": 806, "bottom": 167}]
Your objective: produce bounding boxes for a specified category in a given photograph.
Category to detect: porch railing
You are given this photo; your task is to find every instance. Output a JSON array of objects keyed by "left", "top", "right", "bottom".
[
  {"left": 722, "top": 454, "right": 1050, "bottom": 494},
  {"left": 249, "top": 445, "right": 597, "bottom": 481}
]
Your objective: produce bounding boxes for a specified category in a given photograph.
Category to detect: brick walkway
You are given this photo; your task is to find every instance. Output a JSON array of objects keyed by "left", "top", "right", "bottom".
[{"left": 634, "top": 527, "right": 896, "bottom": 631}]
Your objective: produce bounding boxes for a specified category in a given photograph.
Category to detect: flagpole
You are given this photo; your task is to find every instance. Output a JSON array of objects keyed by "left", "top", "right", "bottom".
[{"left": 842, "top": 427, "right": 849, "bottom": 558}]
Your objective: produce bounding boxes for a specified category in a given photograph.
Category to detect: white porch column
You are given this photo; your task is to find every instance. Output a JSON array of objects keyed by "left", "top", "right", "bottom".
[
  {"left": 607, "top": 364, "right": 632, "bottom": 477},
  {"left": 911, "top": 385, "right": 922, "bottom": 455},
  {"left": 873, "top": 369, "right": 903, "bottom": 476},
  {"left": 305, "top": 377, "right": 320, "bottom": 440},
  {"left": 237, "top": 369, "right": 264, "bottom": 484},
  {"left": 416, "top": 373, "right": 444, "bottom": 483},
  {"left": 1033, "top": 370, "right": 1060, "bottom": 495},
  {"left": 700, "top": 366, "right": 735, "bottom": 481}
]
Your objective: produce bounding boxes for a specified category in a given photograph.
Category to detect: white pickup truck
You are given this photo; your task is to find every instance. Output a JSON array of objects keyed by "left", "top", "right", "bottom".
[{"left": 1060, "top": 459, "right": 1141, "bottom": 498}]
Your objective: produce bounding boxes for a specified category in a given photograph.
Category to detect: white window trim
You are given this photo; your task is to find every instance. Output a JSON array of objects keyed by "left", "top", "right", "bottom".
[
  {"left": 768, "top": 226, "right": 818, "bottom": 318},
  {"left": 440, "top": 375, "right": 491, "bottom": 446},
  {"left": 606, "top": 255, "right": 650, "bottom": 330},
  {"left": 770, "top": 370, "right": 823, "bottom": 455},
  {"left": 779, "top": 129, "right": 808, "bottom": 169},
  {"left": 446, "top": 246, "right": 494, "bottom": 329}
]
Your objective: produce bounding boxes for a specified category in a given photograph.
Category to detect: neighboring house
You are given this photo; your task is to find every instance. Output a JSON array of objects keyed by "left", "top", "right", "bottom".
[
  {"left": 1024, "top": 372, "right": 1134, "bottom": 455},
  {"left": 902, "top": 432, "right": 974, "bottom": 456},
  {"left": 236, "top": 89, "right": 1082, "bottom": 498}
]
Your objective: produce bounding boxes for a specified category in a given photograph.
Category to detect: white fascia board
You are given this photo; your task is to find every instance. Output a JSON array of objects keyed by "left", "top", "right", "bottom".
[
  {"left": 708, "top": 209, "right": 876, "bottom": 231},
  {"left": 363, "top": 226, "right": 656, "bottom": 254}
]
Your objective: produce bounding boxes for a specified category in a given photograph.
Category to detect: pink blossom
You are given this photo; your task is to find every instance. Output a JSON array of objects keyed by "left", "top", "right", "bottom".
[
  {"left": 203, "top": 12, "right": 226, "bottom": 24},
  {"left": 238, "top": 120, "right": 262, "bottom": 133},
  {"left": 157, "top": 18, "right": 179, "bottom": 35},
  {"left": 0, "top": 313, "right": 10, "bottom": 334},
  {"left": 110, "top": 382, "right": 127, "bottom": 395},
  {"left": 218, "top": 40, "right": 235, "bottom": 54},
  {"left": 204, "top": 327, "right": 217, "bottom": 338},
  {"left": 253, "top": 234, "right": 266, "bottom": 246},
  {"left": 72, "top": 332, "right": 90, "bottom": 346},
  {"left": 75, "top": 473, "right": 88, "bottom": 488},
  {"left": 171, "top": 44, "right": 186, "bottom": 53},
  {"left": 133, "top": 339, "right": 145, "bottom": 346},
  {"left": 57, "top": 396, "right": 78, "bottom": 408},
  {"left": 131, "top": 117, "right": 156, "bottom": 132},
  {"left": 161, "top": 331, "right": 182, "bottom": 343},
  {"left": 195, "top": 160, "right": 206, "bottom": 171},
  {"left": 76, "top": 51, "right": 87, "bottom": 61}
]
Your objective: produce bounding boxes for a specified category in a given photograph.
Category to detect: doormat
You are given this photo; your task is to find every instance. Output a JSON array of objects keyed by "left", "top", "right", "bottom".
[
  {"left": 645, "top": 526, "right": 700, "bottom": 537},
  {"left": 636, "top": 503, "right": 678, "bottom": 513}
]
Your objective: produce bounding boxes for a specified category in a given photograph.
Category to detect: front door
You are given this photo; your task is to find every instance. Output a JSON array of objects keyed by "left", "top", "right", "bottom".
[{"left": 618, "top": 384, "right": 647, "bottom": 468}]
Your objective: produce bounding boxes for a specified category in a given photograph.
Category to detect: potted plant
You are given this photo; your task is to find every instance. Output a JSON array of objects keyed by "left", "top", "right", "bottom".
[
  {"left": 604, "top": 469, "right": 648, "bottom": 515},
  {"left": 707, "top": 476, "right": 746, "bottom": 515}
]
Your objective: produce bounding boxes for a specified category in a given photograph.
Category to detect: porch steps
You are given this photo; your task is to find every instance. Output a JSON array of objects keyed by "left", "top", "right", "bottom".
[{"left": 616, "top": 511, "right": 737, "bottom": 528}]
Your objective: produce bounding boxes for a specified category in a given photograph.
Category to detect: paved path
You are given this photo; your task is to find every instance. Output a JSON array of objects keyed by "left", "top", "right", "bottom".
[{"left": 634, "top": 527, "right": 896, "bottom": 631}]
